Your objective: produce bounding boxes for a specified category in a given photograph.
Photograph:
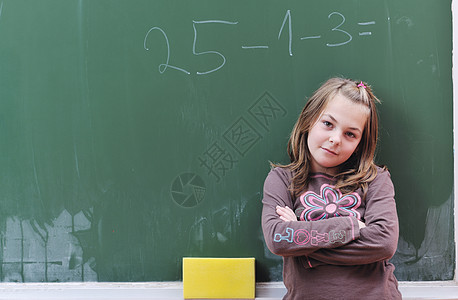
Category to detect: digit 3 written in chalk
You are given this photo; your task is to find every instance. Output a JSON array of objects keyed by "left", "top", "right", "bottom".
[{"left": 143, "top": 10, "right": 376, "bottom": 75}]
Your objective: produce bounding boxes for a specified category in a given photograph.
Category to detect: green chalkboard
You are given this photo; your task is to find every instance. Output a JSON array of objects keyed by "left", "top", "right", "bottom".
[{"left": 0, "top": 0, "right": 452, "bottom": 282}]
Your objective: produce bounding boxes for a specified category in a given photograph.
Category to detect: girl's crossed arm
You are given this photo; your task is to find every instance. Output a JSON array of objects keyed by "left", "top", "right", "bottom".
[
  {"left": 276, "top": 205, "right": 366, "bottom": 229},
  {"left": 262, "top": 168, "right": 361, "bottom": 257},
  {"left": 294, "top": 170, "right": 398, "bottom": 267}
]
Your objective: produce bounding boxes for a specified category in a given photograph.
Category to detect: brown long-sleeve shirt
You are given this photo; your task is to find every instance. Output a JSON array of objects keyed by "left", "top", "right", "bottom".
[{"left": 262, "top": 167, "right": 401, "bottom": 300}]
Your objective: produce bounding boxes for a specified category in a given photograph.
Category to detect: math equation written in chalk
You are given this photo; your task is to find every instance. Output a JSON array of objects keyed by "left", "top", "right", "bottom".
[{"left": 143, "top": 10, "right": 376, "bottom": 75}]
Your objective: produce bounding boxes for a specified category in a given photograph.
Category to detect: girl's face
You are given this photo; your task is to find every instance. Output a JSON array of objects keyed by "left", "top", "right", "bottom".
[{"left": 307, "top": 93, "right": 368, "bottom": 175}]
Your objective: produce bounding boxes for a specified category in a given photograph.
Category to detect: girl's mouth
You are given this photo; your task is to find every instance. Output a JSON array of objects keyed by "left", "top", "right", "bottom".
[{"left": 321, "top": 147, "right": 337, "bottom": 155}]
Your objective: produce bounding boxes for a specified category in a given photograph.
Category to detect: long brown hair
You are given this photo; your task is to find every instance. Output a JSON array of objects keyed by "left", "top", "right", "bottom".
[{"left": 275, "top": 77, "right": 381, "bottom": 198}]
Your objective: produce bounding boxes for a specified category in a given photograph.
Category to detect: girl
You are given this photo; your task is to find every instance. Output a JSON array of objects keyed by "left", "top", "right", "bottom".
[{"left": 261, "top": 77, "right": 401, "bottom": 299}]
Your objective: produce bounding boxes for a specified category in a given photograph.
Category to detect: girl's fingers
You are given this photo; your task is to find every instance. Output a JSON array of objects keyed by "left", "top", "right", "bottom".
[
  {"left": 276, "top": 206, "right": 285, "bottom": 214},
  {"left": 277, "top": 206, "right": 297, "bottom": 222},
  {"left": 276, "top": 206, "right": 289, "bottom": 216}
]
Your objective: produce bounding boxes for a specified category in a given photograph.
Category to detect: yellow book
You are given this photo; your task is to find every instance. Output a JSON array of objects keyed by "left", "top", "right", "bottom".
[{"left": 183, "top": 257, "right": 255, "bottom": 299}]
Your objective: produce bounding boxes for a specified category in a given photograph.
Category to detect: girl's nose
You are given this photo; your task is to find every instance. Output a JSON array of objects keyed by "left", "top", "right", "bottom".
[{"left": 329, "top": 134, "right": 341, "bottom": 145}]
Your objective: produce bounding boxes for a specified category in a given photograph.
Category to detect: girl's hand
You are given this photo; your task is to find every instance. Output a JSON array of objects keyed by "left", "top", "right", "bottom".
[{"left": 276, "top": 206, "right": 297, "bottom": 222}]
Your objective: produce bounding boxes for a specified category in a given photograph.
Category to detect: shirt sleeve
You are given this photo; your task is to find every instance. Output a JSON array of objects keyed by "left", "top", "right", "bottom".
[
  {"left": 261, "top": 168, "right": 361, "bottom": 257},
  {"left": 305, "top": 169, "right": 399, "bottom": 267}
]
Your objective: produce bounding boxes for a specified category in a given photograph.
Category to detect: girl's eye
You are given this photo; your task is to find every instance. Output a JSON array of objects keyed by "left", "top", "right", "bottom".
[
  {"left": 346, "top": 132, "right": 356, "bottom": 138},
  {"left": 323, "top": 121, "right": 332, "bottom": 127}
]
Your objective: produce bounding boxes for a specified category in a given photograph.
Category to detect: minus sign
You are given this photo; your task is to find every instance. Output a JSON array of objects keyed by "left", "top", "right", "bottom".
[
  {"left": 300, "top": 36, "right": 321, "bottom": 40},
  {"left": 241, "top": 46, "right": 269, "bottom": 49},
  {"left": 359, "top": 32, "right": 372, "bottom": 36}
]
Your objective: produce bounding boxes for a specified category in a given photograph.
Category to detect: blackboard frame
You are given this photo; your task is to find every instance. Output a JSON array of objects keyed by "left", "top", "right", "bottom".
[{"left": 451, "top": 0, "right": 458, "bottom": 284}]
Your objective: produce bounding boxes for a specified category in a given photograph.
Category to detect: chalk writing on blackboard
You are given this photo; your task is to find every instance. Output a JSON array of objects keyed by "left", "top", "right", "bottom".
[
  {"left": 326, "top": 12, "right": 352, "bottom": 47},
  {"left": 278, "top": 10, "right": 293, "bottom": 56},
  {"left": 300, "top": 12, "right": 375, "bottom": 46},
  {"left": 143, "top": 27, "right": 191, "bottom": 74},
  {"left": 192, "top": 20, "right": 239, "bottom": 75},
  {"left": 358, "top": 21, "right": 376, "bottom": 36},
  {"left": 144, "top": 10, "right": 375, "bottom": 75}
]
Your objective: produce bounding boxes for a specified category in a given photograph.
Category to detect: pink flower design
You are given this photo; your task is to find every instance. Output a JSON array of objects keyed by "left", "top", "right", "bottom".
[{"left": 299, "top": 184, "right": 361, "bottom": 221}]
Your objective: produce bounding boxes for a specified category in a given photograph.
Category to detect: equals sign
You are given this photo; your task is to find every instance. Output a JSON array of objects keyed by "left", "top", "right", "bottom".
[{"left": 358, "top": 21, "right": 375, "bottom": 36}]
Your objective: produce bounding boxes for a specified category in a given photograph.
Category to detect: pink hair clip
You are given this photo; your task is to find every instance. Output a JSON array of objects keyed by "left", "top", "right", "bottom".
[{"left": 357, "top": 81, "right": 366, "bottom": 89}]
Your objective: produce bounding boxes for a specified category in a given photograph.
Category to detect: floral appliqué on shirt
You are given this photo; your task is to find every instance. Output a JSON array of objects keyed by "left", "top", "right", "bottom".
[{"left": 298, "top": 184, "right": 361, "bottom": 221}]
